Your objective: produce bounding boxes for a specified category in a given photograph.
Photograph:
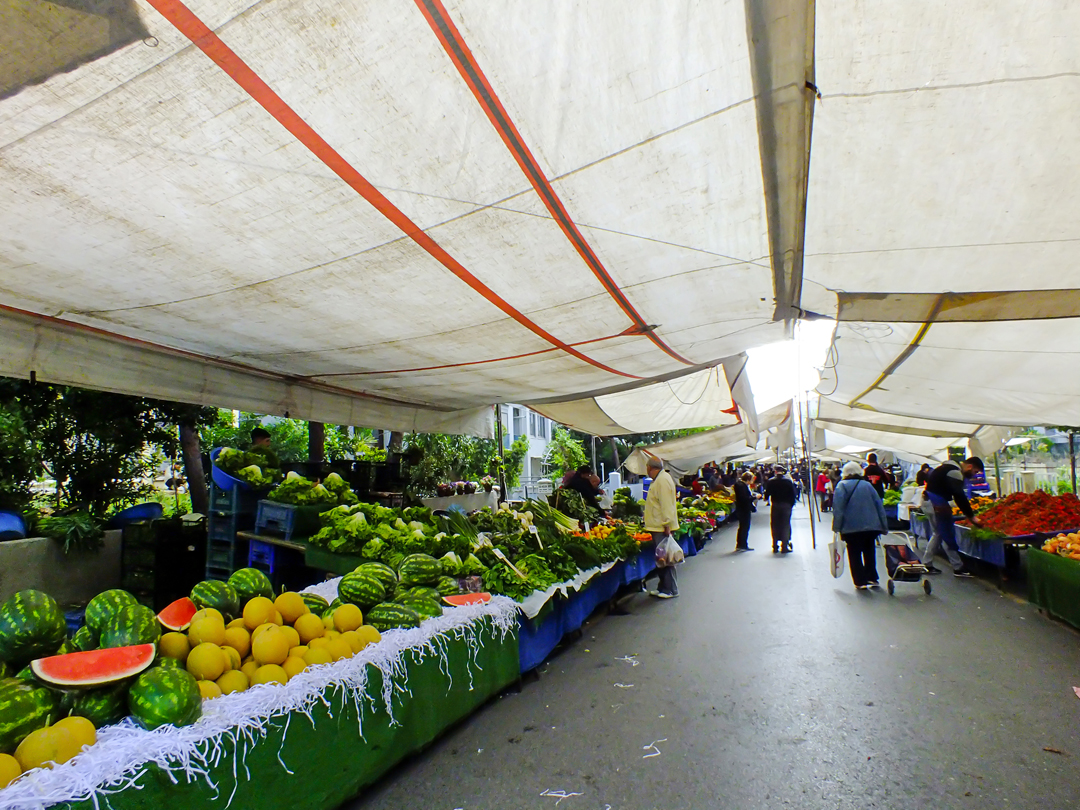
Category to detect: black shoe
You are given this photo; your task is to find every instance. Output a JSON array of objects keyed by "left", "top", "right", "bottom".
[
  {"left": 735, "top": 546, "right": 754, "bottom": 552},
  {"left": 782, "top": 544, "right": 793, "bottom": 553},
  {"left": 954, "top": 569, "right": 974, "bottom": 578},
  {"left": 867, "top": 580, "right": 880, "bottom": 587},
  {"left": 925, "top": 565, "right": 942, "bottom": 575},
  {"left": 772, "top": 546, "right": 779, "bottom": 554}
]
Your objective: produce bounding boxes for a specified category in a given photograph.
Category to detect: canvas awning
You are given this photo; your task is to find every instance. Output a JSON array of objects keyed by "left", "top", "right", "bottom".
[
  {"left": 806, "top": 3, "right": 1080, "bottom": 427},
  {"left": 0, "top": 0, "right": 811, "bottom": 432}
]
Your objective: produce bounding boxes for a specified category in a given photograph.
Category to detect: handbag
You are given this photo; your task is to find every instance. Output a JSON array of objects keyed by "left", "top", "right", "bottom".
[{"left": 828, "top": 533, "right": 846, "bottom": 578}]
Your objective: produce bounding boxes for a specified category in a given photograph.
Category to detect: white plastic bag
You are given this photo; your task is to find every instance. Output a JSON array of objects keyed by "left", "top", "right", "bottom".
[
  {"left": 656, "top": 534, "right": 685, "bottom": 568},
  {"left": 828, "top": 534, "right": 846, "bottom": 578}
]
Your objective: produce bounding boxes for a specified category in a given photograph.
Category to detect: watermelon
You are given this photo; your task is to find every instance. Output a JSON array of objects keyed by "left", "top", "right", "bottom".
[
  {"left": 228, "top": 568, "right": 274, "bottom": 604},
  {"left": 394, "top": 586, "right": 439, "bottom": 604},
  {"left": 70, "top": 683, "right": 129, "bottom": 727},
  {"left": 100, "top": 605, "right": 161, "bottom": 649},
  {"left": 397, "top": 554, "right": 441, "bottom": 587},
  {"left": 364, "top": 603, "right": 421, "bottom": 632},
  {"left": 398, "top": 596, "right": 443, "bottom": 621},
  {"left": 157, "top": 597, "right": 197, "bottom": 632},
  {"left": 321, "top": 598, "right": 343, "bottom": 619},
  {"left": 128, "top": 667, "right": 201, "bottom": 730},
  {"left": 338, "top": 572, "right": 386, "bottom": 609},
  {"left": 355, "top": 562, "right": 397, "bottom": 589},
  {"left": 84, "top": 589, "right": 138, "bottom": 635},
  {"left": 154, "top": 656, "right": 184, "bottom": 671},
  {"left": 299, "top": 593, "right": 330, "bottom": 614},
  {"left": 14, "top": 666, "right": 33, "bottom": 682},
  {"left": 0, "top": 661, "right": 6, "bottom": 679},
  {"left": 436, "top": 576, "right": 462, "bottom": 597},
  {"left": 0, "top": 678, "right": 58, "bottom": 754},
  {"left": 442, "top": 592, "right": 492, "bottom": 607},
  {"left": 30, "top": 644, "right": 155, "bottom": 688},
  {"left": 0, "top": 590, "right": 68, "bottom": 665},
  {"left": 190, "top": 580, "right": 240, "bottom": 620},
  {"left": 70, "top": 625, "right": 99, "bottom": 653}
]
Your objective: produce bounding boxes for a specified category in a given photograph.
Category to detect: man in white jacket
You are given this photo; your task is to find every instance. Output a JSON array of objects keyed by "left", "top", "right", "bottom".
[{"left": 644, "top": 457, "right": 679, "bottom": 598}]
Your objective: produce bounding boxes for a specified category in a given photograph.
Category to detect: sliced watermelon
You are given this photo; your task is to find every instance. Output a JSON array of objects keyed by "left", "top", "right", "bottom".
[
  {"left": 442, "top": 592, "right": 492, "bottom": 607},
  {"left": 157, "top": 597, "right": 197, "bottom": 632},
  {"left": 30, "top": 644, "right": 156, "bottom": 688}
]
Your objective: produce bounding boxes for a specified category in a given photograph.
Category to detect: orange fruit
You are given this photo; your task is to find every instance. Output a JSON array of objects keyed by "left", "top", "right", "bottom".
[
  {"left": 354, "top": 626, "right": 381, "bottom": 646},
  {"left": 340, "top": 630, "right": 365, "bottom": 654},
  {"left": 294, "top": 613, "right": 325, "bottom": 644},
  {"left": 242, "top": 597, "right": 275, "bottom": 631},
  {"left": 289, "top": 645, "right": 309, "bottom": 659},
  {"left": 53, "top": 716, "right": 96, "bottom": 751},
  {"left": 251, "top": 625, "right": 290, "bottom": 666},
  {"left": 221, "top": 645, "right": 241, "bottom": 671},
  {"left": 326, "top": 638, "right": 352, "bottom": 661},
  {"left": 217, "top": 670, "right": 249, "bottom": 694},
  {"left": 197, "top": 680, "right": 223, "bottom": 699},
  {"left": 240, "top": 660, "right": 259, "bottom": 681},
  {"left": 159, "top": 632, "right": 190, "bottom": 662},
  {"left": 302, "top": 647, "right": 333, "bottom": 668},
  {"left": 15, "top": 725, "right": 80, "bottom": 771},
  {"left": 251, "top": 664, "right": 288, "bottom": 686},
  {"left": 282, "top": 656, "right": 307, "bottom": 680},
  {"left": 333, "top": 604, "right": 363, "bottom": 633},
  {"left": 0, "top": 753, "right": 21, "bottom": 788},
  {"left": 186, "top": 643, "right": 228, "bottom": 681},
  {"left": 274, "top": 593, "right": 308, "bottom": 625},
  {"left": 280, "top": 625, "right": 300, "bottom": 650},
  {"left": 187, "top": 616, "right": 226, "bottom": 647},
  {"left": 224, "top": 626, "right": 251, "bottom": 658}
]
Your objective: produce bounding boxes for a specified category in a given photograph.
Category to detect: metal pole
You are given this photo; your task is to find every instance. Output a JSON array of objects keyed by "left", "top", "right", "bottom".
[
  {"left": 494, "top": 406, "right": 507, "bottom": 504},
  {"left": 1071, "top": 431, "right": 1077, "bottom": 495},
  {"left": 796, "top": 397, "right": 818, "bottom": 550},
  {"left": 994, "top": 451, "right": 1002, "bottom": 497}
]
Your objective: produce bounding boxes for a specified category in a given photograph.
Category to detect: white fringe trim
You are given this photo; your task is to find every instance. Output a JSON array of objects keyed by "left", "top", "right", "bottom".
[{"left": 0, "top": 582, "right": 518, "bottom": 810}]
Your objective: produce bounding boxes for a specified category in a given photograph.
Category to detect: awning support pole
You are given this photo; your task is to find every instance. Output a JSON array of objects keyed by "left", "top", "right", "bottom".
[
  {"left": 797, "top": 397, "right": 818, "bottom": 550},
  {"left": 1071, "top": 431, "right": 1076, "bottom": 495},
  {"left": 495, "top": 406, "right": 506, "bottom": 504}
]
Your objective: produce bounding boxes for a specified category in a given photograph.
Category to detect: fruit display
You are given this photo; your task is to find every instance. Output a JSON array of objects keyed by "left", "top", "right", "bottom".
[
  {"left": 30, "top": 645, "right": 155, "bottom": 688},
  {"left": 950, "top": 495, "right": 994, "bottom": 517},
  {"left": 1041, "top": 531, "right": 1080, "bottom": 559},
  {"left": 0, "top": 591, "right": 68, "bottom": 666},
  {"left": 960, "top": 490, "right": 1080, "bottom": 537}
]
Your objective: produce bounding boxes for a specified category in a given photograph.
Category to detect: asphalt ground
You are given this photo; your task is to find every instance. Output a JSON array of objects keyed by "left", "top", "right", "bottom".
[{"left": 346, "top": 504, "right": 1080, "bottom": 810}]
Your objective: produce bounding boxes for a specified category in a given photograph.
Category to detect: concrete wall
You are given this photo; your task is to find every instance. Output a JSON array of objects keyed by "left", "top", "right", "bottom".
[{"left": 0, "top": 530, "right": 122, "bottom": 606}]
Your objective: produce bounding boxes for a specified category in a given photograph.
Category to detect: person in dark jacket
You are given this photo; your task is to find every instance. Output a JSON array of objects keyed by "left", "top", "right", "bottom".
[
  {"left": 733, "top": 472, "right": 756, "bottom": 552},
  {"left": 832, "top": 462, "right": 889, "bottom": 589},
  {"left": 915, "top": 463, "right": 932, "bottom": 487},
  {"left": 765, "top": 466, "right": 797, "bottom": 554},
  {"left": 565, "top": 465, "right": 603, "bottom": 511},
  {"left": 862, "top": 453, "right": 894, "bottom": 498},
  {"left": 919, "top": 458, "right": 985, "bottom": 577}
]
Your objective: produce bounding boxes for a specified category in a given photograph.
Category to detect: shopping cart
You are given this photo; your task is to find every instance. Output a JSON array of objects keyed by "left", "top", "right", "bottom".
[{"left": 882, "top": 532, "right": 931, "bottom": 596}]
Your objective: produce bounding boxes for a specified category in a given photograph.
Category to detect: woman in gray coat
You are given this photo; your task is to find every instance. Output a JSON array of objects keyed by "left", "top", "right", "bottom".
[{"left": 832, "top": 461, "right": 889, "bottom": 590}]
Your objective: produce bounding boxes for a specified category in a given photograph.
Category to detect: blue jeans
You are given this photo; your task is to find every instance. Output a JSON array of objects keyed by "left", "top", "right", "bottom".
[{"left": 919, "top": 492, "right": 964, "bottom": 571}]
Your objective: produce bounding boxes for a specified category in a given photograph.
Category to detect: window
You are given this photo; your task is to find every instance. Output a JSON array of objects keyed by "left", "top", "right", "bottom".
[
  {"left": 529, "top": 412, "right": 538, "bottom": 437},
  {"left": 500, "top": 405, "right": 511, "bottom": 450},
  {"left": 512, "top": 407, "right": 524, "bottom": 439}
]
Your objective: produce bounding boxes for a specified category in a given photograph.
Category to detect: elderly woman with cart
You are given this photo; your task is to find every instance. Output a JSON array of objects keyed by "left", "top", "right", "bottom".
[{"left": 832, "top": 461, "right": 890, "bottom": 590}]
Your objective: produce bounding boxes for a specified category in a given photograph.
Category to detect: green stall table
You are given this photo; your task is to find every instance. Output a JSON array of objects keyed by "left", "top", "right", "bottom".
[
  {"left": 1028, "top": 547, "right": 1080, "bottom": 630},
  {"left": 1, "top": 596, "right": 519, "bottom": 810}
]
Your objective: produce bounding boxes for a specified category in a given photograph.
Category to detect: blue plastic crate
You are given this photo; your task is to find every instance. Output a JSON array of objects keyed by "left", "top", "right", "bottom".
[
  {"left": 255, "top": 501, "right": 297, "bottom": 541},
  {"left": 248, "top": 539, "right": 276, "bottom": 573},
  {"left": 64, "top": 608, "right": 85, "bottom": 636}
]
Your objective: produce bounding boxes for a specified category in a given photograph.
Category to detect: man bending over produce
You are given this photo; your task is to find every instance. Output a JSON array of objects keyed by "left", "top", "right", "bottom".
[{"left": 919, "top": 457, "right": 984, "bottom": 578}]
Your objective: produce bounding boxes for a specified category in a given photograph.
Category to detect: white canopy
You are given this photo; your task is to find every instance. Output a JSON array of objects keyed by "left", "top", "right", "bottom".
[
  {"left": 807, "top": 2, "right": 1080, "bottom": 427},
  {"left": 531, "top": 355, "right": 755, "bottom": 436},
  {"left": 0, "top": 0, "right": 806, "bottom": 431},
  {"left": 623, "top": 402, "right": 793, "bottom": 474}
]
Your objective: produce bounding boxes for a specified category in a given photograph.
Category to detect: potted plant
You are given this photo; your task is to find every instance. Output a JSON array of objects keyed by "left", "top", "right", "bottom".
[
  {"left": 463, "top": 481, "right": 477, "bottom": 494},
  {"left": 436, "top": 483, "right": 455, "bottom": 497},
  {"left": 480, "top": 475, "right": 496, "bottom": 493},
  {"left": 454, "top": 481, "right": 465, "bottom": 495}
]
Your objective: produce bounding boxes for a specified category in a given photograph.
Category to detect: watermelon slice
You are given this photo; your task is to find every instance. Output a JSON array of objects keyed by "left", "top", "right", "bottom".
[
  {"left": 157, "top": 597, "right": 197, "bottom": 631},
  {"left": 30, "top": 643, "right": 156, "bottom": 688},
  {"left": 442, "top": 592, "right": 491, "bottom": 607}
]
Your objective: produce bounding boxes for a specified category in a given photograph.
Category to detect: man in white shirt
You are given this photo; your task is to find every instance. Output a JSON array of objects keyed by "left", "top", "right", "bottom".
[{"left": 644, "top": 457, "right": 679, "bottom": 598}]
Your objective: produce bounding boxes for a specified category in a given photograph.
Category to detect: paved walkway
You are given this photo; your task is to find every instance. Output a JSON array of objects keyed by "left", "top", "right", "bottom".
[{"left": 347, "top": 505, "right": 1080, "bottom": 809}]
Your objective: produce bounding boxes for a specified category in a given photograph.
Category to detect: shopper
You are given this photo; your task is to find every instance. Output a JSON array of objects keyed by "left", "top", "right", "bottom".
[
  {"left": 565, "top": 465, "right": 603, "bottom": 511},
  {"left": 733, "top": 472, "right": 756, "bottom": 551},
  {"left": 643, "top": 457, "right": 679, "bottom": 598},
  {"left": 919, "top": 458, "right": 985, "bottom": 577},
  {"left": 915, "top": 463, "right": 931, "bottom": 487},
  {"left": 815, "top": 468, "right": 831, "bottom": 511},
  {"left": 765, "top": 466, "right": 797, "bottom": 553},
  {"left": 832, "top": 462, "right": 888, "bottom": 590},
  {"left": 862, "top": 453, "right": 894, "bottom": 498}
]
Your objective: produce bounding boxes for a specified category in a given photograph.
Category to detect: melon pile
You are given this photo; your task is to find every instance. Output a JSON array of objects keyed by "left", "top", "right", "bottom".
[{"left": 0, "top": 558, "right": 483, "bottom": 791}]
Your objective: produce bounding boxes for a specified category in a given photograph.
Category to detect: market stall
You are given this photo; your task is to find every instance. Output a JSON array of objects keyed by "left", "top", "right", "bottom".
[
  {"left": 0, "top": 580, "right": 518, "bottom": 810},
  {"left": 1028, "top": 541, "right": 1080, "bottom": 631}
]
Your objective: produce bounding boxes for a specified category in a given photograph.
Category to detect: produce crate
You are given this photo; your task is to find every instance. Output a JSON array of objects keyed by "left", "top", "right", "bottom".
[
  {"left": 254, "top": 501, "right": 333, "bottom": 542},
  {"left": 1028, "top": 548, "right": 1080, "bottom": 630},
  {"left": 247, "top": 539, "right": 276, "bottom": 574}
]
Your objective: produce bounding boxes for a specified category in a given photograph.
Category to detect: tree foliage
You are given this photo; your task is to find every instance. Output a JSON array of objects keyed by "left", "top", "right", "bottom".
[
  {"left": 200, "top": 411, "right": 384, "bottom": 464},
  {"left": 0, "top": 379, "right": 216, "bottom": 517},
  {"left": 542, "top": 426, "right": 589, "bottom": 483},
  {"left": 402, "top": 432, "right": 528, "bottom": 495}
]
